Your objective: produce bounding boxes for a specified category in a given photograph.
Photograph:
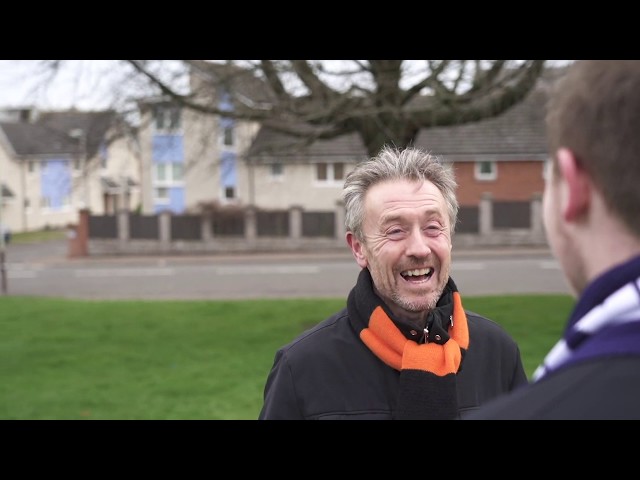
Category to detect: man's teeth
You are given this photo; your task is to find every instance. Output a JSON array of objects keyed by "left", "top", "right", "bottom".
[{"left": 402, "top": 268, "right": 433, "bottom": 277}]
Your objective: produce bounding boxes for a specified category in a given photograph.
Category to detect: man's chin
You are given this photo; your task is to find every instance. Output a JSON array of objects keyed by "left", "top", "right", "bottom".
[{"left": 397, "top": 292, "right": 438, "bottom": 313}]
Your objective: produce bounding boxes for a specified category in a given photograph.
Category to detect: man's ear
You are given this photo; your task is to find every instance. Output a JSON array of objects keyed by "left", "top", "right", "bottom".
[
  {"left": 556, "top": 147, "right": 591, "bottom": 221},
  {"left": 346, "top": 232, "right": 368, "bottom": 268}
]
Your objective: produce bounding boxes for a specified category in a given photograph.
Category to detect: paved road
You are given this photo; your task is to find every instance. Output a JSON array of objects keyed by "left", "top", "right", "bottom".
[{"left": 1, "top": 240, "right": 571, "bottom": 300}]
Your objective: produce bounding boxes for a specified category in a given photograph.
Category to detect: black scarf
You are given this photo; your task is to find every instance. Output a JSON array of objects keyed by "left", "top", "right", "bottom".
[{"left": 347, "top": 268, "right": 469, "bottom": 420}]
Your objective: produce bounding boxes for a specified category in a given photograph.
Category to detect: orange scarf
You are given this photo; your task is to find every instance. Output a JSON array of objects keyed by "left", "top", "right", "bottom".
[{"left": 348, "top": 269, "right": 469, "bottom": 420}]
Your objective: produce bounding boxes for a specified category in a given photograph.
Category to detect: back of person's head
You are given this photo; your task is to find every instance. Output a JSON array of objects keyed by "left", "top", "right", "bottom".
[
  {"left": 546, "top": 60, "right": 640, "bottom": 237},
  {"left": 342, "top": 145, "right": 458, "bottom": 241}
]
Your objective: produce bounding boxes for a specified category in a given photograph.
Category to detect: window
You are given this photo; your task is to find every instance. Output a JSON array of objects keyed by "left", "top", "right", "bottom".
[
  {"left": 270, "top": 162, "right": 283, "bottom": 179},
  {"left": 154, "top": 187, "right": 169, "bottom": 205},
  {"left": 315, "top": 162, "right": 345, "bottom": 184},
  {"left": 224, "top": 186, "right": 235, "bottom": 200},
  {"left": 155, "top": 164, "right": 167, "bottom": 182},
  {"left": 172, "top": 163, "right": 184, "bottom": 181},
  {"left": 219, "top": 113, "right": 235, "bottom": 149},
  {"left": 153, "top": 160, "right": 183, "bottom": 206},
  {"left": 99, "top": 143, "right": 108, "bottom": 169},
  {"left": 154, "top": 105, "right": 182, "bottom": 132},
  {"left": 333, "top": 162, "right": 344, "bottom": 180},
  {"left": 40, "top": 159, "right": 72, "bottom": 211},
  {"left": 153, "top": 163, "right": 184, "bottom": 184},
  {"left": 169, "top": 108, "right": 181, "bottom": 130},
  {"left": 38, "top": 195, "right": 70, "bottom": 209},
  {"left": 474, "top": 161, "right": 497, "bottom": 181},
  {"left": 223, "top": 125, "right": 234, "bottom": 147},
  {"left": 317, "top": 163, "right": 327, "bottom": 181}
]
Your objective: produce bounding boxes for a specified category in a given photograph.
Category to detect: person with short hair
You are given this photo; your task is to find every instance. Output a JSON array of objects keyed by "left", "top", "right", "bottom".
[
  {"left": 259, "top": 145, "right": 527, "bottom": 420},
  {"left": 467, "top": 60, "right": 640, "bottom": 420}
]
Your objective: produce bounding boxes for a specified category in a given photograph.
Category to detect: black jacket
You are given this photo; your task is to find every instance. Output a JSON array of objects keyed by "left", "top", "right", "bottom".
[
  {"left": 466, "top": 355, "right": 640, "bottom": 419},
  {"left": 259, "top": 305, "right": 528, "bottom": 420},
  {"left": 466, "top": 255, "right": 640, "bottom": 420}
]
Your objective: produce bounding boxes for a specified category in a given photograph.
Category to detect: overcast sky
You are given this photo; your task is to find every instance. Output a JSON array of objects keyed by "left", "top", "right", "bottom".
[
  {"left": 0, "top": 60, "right": 121, "bottom": 110},
  {"left": 1, "top": 60, "right": 574, "bottom": 113}
]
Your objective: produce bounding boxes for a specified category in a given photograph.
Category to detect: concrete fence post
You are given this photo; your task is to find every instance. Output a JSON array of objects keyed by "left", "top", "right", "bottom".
[
  {"left": 290, "top": 205, "right": 303, "bottom": 240},
  {"left": 479, "top": 192, "right": 493, "bottom": 236},
  {"left": 159, "top": 210, "right": 171, "bottom": 250},
  {"left": 201, "top": 211, "right": 213, "bottom": 242},
  {"left": 334, "top": 200, "right": 345, "bottom": 241},
  {"left": 530, "top": 193, "right": 543, "bottom": 236},
  {"left": 117, "top": 209, "right": 129, "bottom": 241},
  {"left": 245, "top": 206, "right": 257, "bottom": 241}
]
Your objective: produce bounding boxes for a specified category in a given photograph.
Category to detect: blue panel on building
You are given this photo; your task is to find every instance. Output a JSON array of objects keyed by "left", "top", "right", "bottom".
[
  {"left": 220, "top": 116, "right": 235, "bottom": 128},
  {"left": 41, "top": 159, "right": 71, "bottom": 209},
  {"left": 152, "top": 187, "right": 185, "bottom": 213},
  {"left": 152, "top": 135, "right": 184, "bottom": 163},
  {"left": 219, "top": 91, "right": 233, "bottom": 112},
  {"left": 169, "top": 187, "right": 185, "bottom": 213},
  {"left": 153, "top": 205, "right": 166, "bottom": 214},
  {"left": 221, "top": 151, "right": 237, "bottom": 187},
  {"left": 99, "top": 142, "right": 108, "bottom": 162}
]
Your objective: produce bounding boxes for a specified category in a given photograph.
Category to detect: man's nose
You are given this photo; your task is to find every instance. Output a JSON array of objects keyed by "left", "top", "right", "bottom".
[{"left": 405, "top": 227, "right": 431, "bottom": 257}]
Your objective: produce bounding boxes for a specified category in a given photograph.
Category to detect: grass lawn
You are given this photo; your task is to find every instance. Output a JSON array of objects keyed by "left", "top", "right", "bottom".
[
  {"left": 8, "top": 228, "right": 67, "bottom": 244},
  {"left": 0, "top": 294, "right": 573, "bottom": 419}
]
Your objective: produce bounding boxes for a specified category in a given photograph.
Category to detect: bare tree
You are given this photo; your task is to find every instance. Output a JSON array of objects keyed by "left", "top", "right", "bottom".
[{"left": 35, "top": 60, "right": 547, "bottom": 158}]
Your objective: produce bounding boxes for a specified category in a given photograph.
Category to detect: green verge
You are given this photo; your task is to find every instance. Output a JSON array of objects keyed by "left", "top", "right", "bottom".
[{"left": 0, "top": 294, "right": 572, "bottom": 419}]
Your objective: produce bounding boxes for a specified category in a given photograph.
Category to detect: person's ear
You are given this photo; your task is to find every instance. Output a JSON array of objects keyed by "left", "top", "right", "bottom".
[
  {"left": 556, "top": 147, "right": 591, "bottom": 221},
  {"left": 346, "top": 232, "right": 368, "bottom": 268}
]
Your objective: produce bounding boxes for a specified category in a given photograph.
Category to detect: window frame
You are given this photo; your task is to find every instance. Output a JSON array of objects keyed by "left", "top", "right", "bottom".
[
  {"left": 474, "top": 160, "right": 497, "bottom": 181},
  {"left": 269, "top": 162, "right": 284, "bottom": 180},
  {"left": 153, "top": 104, "right": 182, "bottom": 133},
  {"left": 314, "top": 162, "right": 345, "bottom": 185}
]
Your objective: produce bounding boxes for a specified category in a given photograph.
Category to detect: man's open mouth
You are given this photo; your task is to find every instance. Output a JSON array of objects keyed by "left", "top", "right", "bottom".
[{"left": 400, "top": 267, "right": 434, "bottom": 282}]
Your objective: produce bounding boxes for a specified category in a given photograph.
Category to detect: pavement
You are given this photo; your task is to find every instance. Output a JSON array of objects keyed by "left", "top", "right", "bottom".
[
  {"left": 1, "top": 239, "right": 568, "bottom": 299},
  {"left": 3, "top": 239, "right": 69, "bottom": 264},
  {"left": 3, "top": 238, "right": 553, "bottom": 266}
]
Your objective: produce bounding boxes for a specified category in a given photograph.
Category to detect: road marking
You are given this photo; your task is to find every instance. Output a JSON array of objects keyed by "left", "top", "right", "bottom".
[
  {"left": 7, "top": 271, "right": 37, "bottom": 279},
  {"left": 451, "top": 262, "right": 484, "bottom": 270},
  {"left": 6, "top": 262, "right": 44, "bottom": 270},
  {"left": 216, "top": 265, "right": 320, "bottom": 275},
  {"left": 540, "top": 261, "right": 561, "bottom": 269},
  {"left": 75, "top": 268, "right": 174, "bottom": 277}
]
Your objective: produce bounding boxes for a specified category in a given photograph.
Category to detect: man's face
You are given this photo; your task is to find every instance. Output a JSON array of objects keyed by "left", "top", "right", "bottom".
[{"left": 349, "top": 178, "right": 453, "bottom": 321}]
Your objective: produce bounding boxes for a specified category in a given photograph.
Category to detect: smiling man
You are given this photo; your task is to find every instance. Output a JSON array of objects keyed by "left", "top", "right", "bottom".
[{"left": 258, "top": 146, "right": 527, "bottom": 420}]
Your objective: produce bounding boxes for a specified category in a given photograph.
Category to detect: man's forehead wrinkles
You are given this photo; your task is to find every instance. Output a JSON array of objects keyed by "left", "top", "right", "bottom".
[{"left": 379, "top": 205, "right": 442, "bottom": 221}]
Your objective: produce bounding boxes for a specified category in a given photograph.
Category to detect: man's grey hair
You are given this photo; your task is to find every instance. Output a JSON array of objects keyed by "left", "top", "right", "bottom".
[{"left": 342, "top": 145, "right": 458, "bottom": 241}]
